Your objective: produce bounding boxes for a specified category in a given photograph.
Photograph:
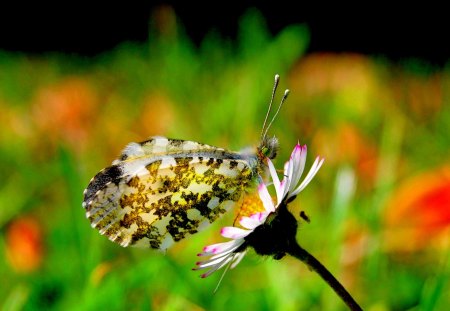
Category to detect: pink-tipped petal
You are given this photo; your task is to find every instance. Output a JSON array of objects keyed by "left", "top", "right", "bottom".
[
  {"left": 202, "top": 240, "right": 240, "bottom": 255},
  {"left": 290, "top": 145, "right": 303, "bottom": 178},
  {"left": 221, "top": 227, "right": 250, "bottom": 239},
  {"left": 239, "top": 215, "right": 264, "bottom": 229},
  {"left": 249, "top": 212, "right": 267, "bottom": 222},
  {"left": 293, "top": 143, "right": 302, "bottom": 158},
  {"left": 291, "top": 145, "right": 307, "bottom": 191}
]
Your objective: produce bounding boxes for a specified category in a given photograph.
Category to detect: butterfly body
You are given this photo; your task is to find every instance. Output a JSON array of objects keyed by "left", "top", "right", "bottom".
[{"left": 83, "top": 136, "right": 277, "bottom": 250}]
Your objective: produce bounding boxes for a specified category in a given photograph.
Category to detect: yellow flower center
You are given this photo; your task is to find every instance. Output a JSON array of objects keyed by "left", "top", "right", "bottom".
[{"left": 234, "top": 192, "right": 271, "bottom": 226}]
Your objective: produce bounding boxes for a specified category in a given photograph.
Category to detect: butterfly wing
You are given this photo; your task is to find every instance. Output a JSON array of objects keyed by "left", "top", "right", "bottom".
[{"left": 83, "top": 137, "right": 257, "bottom": 250}]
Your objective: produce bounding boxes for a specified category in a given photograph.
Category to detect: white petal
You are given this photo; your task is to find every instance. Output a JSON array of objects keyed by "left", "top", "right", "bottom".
[
  {"left": 249, "top": 212, "right": 267, "bottom": 222},
  {"left": 289, "top": 144, "right": 307, "bottom": 194},
  {"left": 285, "top": 158, "right": 294, "bottom": 195},
  {"left": 221, "top": 227, "right": 251, "bottom": 239},
  {"left": 201, "top": 256, "right": 234, "bottom": 278},
  {"left": 277, "top": 179, "right": 287, "bottom": 205},
  {"left": 258, "top": 183, "right": 275, "bottom": 213},
  {"left": 202, "top": 240, "right": 243, "bottom": 258},
  {"left": 196, "top": 241, "right": 244, "bottom": 268},
  {"left": 288, "top": 145, "right": 303, "bottom": 187},
  {"left": 201, "top": 239, "right": 241, "bottom": 255},
  {"left": 268, "top": 159, "right": 283, "bottom": 202},
  {"left": 290, "top": 157, "right": 324, "bottom": 197},
  {"left": 196, "top": 253, "right": 231, "bottom": 269},
  {"left": 239, "top": 215, "right": 264, "bottom": 229}
]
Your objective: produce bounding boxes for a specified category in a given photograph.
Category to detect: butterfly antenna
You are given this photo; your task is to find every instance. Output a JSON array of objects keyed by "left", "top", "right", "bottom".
[
  {"left": 261, "top": 74, "right": 280, "bottom": 140},
  {"left": 262, "top": 89, "right": 290, "bottom": 140}
]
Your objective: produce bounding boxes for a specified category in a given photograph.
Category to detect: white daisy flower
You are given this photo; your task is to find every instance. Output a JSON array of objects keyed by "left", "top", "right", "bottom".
[{"left": 194, "top": 143, "right": 324, "bottom": 278}]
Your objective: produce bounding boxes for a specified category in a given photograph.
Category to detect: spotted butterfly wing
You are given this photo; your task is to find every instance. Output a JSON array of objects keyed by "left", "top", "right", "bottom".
[{"left": 83, "top": 137, "right": 269, "bottom": 250}]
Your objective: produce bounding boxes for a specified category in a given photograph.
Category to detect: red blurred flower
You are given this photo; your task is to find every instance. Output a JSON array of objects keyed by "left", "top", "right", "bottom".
[
  {"left": 383, "top": 167, "right": 450, "bottom": 252},
  {"left": 6, "top": 217, "right": 44, "bottom": 273}
]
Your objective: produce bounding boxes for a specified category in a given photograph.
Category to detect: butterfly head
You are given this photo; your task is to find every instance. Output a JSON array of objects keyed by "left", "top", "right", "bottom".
[{"left": 258, "top": 136, "right": 279, "bottom": 160}]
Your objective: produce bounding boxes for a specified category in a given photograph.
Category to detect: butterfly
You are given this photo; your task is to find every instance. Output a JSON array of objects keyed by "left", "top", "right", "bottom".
[{"left": 82, "top": 75, "right": 289, "bottom": 250}]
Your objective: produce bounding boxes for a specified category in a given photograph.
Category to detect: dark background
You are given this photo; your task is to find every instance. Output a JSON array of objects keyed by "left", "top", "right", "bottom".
[{"left": 0, "top": 2, "right": 448, "bottom": 66}]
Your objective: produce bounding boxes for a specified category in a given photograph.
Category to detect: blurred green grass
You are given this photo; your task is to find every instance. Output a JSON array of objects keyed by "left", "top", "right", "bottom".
[{"left": 1, "top": 7, "right": 449, "bottom": 311}]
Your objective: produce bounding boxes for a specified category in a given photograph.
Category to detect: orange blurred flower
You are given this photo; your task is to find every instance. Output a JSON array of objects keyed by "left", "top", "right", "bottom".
[
  {"left": 32, "top": 77, "right": 99, "bottom": 152},
  {"left": 89, "top": 262, "right": 113, "bottom": 286},
  {"left": 313, "top": 123, "right": 378, "bottom": 190},
  {"left": 383, "top": 166, "right": 450, "bottom": 252},
  {"left": 6, "top": 217, "right": 44, "bottom": 273},
  {"left": 133, "top": 93, "right": 175, "bottom": 137}
]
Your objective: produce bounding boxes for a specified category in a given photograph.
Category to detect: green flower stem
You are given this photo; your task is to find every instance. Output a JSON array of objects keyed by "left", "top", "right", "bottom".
[{"left": 287, "top": 241, "right": 363, "bottom": 311}]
